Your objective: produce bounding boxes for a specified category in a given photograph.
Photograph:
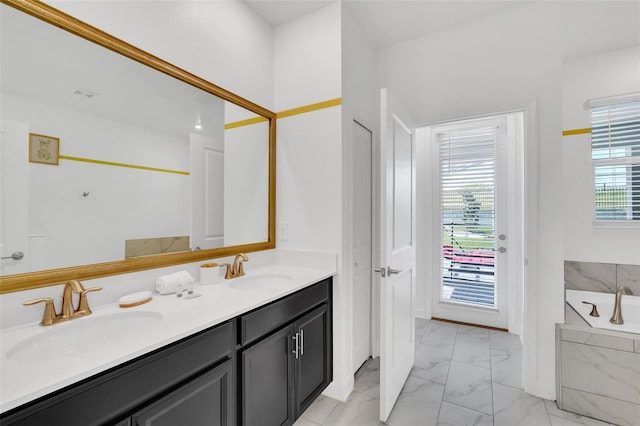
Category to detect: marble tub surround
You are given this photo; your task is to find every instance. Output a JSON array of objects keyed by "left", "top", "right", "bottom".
[
  {"left": 556, "top": 322, "right": 640, "bottom": 426},
  {"left": 565, "top": 261, "right": 640, "bottom": 294},
  {"left": 617, "top": 264, "right": 640, "bottom": 293},
  {"left": 0, "top": 250, "right": 336, "bottom": 412}
]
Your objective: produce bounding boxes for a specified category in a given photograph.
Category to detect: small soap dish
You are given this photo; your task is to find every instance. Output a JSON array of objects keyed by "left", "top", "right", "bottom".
[{"left": 119, "top": 291, "right": 152, "bottom": 308}]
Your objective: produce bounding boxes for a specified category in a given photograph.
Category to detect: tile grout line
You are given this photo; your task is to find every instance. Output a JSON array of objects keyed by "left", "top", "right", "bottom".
[
  {"left": 489, "top": 329, "right": 497, "bottom": 426},
  {"left": 436, "top": 323, "right": 458, "bottom": 425}
]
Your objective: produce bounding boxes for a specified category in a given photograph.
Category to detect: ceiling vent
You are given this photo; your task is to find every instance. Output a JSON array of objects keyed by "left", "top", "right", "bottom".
[{"left": 71, "top": 88, "right": 98, "bottom": 99}]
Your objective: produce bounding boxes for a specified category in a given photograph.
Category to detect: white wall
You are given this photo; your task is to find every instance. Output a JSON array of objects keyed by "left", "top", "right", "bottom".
[
  {"left": 340, "top": 3, "right": 378, "bottom": 395},
  {"left": 563, "top": 45, "right": 640, "bottom": 264},
  {"left": 376, "top": 2, "right": 566, "bottom": 399},
  {"left": 273, "top": 2, "right": 347, "bottom": 400}
]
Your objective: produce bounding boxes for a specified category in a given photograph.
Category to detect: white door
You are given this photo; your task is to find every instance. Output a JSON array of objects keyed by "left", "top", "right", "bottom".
[
  {"left": 378, "top": 89, "right": 416, "bottom": 422},
  {"left": 0, "top": 120, "right": 29, "bottom": 275},
  {"left": 190, "top": 132, "right": 224, "bottom": 250},
  {"left": 429, "top": 113, "right": 523, "bottom": 329},
  {"left": 352, "top": 120, "right": 373, "bottom": 373}
]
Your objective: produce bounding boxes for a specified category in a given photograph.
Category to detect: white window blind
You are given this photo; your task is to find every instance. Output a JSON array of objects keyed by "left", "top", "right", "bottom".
[
  {"left": 439, "top": 126, "right": 497, "bottom": 307},
  {"left": 591, "top": 98, "right": 640, "bottom": 221}
]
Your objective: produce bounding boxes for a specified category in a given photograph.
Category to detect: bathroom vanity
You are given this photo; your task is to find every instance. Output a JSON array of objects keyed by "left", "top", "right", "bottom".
[{"left": 0, "top": 269, "right": 333, "bottom": 426}]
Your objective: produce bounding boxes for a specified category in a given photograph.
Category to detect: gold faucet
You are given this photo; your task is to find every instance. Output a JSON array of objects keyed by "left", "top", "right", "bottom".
[
  {"left": 222, "top": 254, "right": 249, "bottom": 279},
  {"left": 23, "top": 280, "right": 102, "bottom": 326}
]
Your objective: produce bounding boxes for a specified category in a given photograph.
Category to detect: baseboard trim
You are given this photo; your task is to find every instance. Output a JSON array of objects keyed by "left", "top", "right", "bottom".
[{"left": 431, "top": 317, "right": 508, "bottom": 332}]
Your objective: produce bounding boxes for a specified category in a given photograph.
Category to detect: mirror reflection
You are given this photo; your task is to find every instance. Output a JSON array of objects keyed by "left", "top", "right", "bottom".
[{"left": 0, "top": 3, "right": 270, "bottom": 277}]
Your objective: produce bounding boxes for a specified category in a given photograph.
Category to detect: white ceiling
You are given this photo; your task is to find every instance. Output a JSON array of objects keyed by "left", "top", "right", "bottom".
[
  {"left": 245, "top": 0, "right": 536, "bottom": 49},
  {"left": 245, "top": 0, "right": 335, "bottom": 27},
  {"left": 245, "top": 0, "right": 640, "bottom": 58}
]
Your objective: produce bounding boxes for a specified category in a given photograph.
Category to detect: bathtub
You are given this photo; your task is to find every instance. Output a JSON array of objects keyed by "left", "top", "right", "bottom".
[{"left": 566, "top": 289, "right": 640, "bottom": 334}]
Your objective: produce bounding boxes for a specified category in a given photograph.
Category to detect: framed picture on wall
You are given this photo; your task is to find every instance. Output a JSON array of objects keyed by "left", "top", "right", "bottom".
[{"left": 29, "top": 133, "right": 60, "bottom": 165}]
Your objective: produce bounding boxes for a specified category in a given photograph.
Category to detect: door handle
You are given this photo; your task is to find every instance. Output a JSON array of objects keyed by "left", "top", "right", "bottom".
[
  {"left": 374, "top": 266, "right": 403, "bottom": 277},
  {"left": 1, "top": 251, "right": 24, "bottom": 261},
  {"left": 300, "top": 329, "right": 304, "bottom": 356},
  {"left": 387, "top": 266, "right": 402, "bottom": 275}
]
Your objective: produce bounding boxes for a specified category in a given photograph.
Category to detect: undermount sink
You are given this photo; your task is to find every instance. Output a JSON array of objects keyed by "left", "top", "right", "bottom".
[
  {"left": 229, "top": 273, "right": 293, "bottom": 291},
  {"left": 6, "top": 311, "right": 163, "bottom": 362}
]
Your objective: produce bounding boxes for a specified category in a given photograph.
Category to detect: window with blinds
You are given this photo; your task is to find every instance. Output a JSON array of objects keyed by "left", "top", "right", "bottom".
[
  {"left": 439, "top": 126, "right": 497, "bottom": 307},
  {"left": 591, "top": 97, "right": 640, "bottom": 221}
]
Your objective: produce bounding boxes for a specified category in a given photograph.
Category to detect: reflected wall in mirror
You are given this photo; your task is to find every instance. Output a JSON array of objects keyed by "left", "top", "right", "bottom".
[{"left": 0, "top": 0, "right": 276, "bottom": 293}]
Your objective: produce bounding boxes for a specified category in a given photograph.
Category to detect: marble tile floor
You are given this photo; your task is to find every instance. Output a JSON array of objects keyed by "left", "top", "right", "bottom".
[{"left": 295, "top": 318, "right": 616, "bottom": 426}]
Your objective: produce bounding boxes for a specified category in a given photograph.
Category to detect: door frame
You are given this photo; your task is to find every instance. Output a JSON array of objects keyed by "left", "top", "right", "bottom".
[
  {"left": 346, "top": 118, "right": 381, "bottom": 369},
  {"left": 417, "top": 107, "right": 527, "bottom": 336},
  {"left": 428, "top": 114, "right": 510, "bottom": 329},
  {"left": 350, "top": 119, "right": 375, "bottom": 373}
]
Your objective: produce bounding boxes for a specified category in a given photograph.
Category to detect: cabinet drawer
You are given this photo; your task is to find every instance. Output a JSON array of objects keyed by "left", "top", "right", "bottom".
[
  {"left": 240, "top": 279, "right": 329, "bottom": 346},
  {"left": 2, "top": 321, "right": 234, "bottom": 426}
]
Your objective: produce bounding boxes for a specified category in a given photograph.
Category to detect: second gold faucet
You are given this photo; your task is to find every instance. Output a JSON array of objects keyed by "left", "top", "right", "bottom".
[{"left": 221, "top": 254, "right": 249, "bottom": 279}]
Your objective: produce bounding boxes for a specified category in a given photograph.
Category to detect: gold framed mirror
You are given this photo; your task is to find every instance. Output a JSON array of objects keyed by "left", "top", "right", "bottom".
[{"left": 0, "top": 0, "right": 276, "bottom": 293}]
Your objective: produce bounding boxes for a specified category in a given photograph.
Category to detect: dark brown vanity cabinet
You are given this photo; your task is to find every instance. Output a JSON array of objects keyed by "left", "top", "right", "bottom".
[{"left": 240, "top": 279, "right": 333, "bottom": 426}]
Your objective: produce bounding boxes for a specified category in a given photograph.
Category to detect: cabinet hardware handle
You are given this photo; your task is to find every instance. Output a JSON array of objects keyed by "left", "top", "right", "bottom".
[
  {"left": 300, "top": 329, "right": 304, "bottom": 356},
  {"left": 292, "top": 332, "right": 300, "bottom": 359}
]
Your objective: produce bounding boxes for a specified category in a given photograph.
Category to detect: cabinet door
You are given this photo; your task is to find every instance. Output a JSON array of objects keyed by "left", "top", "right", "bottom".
[
  {"left": 131, "top": 359, "right": 234, "bottom": 426},
  {"left": 242, "top": 324, "right": 295, "bottom": 426},
  {"left": 295, "top": 304, "right": 331, "bottom": 416}
]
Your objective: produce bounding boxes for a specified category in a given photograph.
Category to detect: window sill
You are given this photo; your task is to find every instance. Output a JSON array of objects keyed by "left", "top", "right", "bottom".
[{"left": 592, "top": 220, "right": 640, "bottom": 229}]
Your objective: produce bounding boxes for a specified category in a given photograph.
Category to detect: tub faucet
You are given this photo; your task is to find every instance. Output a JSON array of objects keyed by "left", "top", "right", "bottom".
[{"left": 610, "top": 286, "right": 633, "bottom": 325}]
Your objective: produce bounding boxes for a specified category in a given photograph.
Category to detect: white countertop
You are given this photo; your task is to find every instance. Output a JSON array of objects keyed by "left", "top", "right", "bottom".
[{"left": 0, "top": 263, "right": 334, "bottom": 413}]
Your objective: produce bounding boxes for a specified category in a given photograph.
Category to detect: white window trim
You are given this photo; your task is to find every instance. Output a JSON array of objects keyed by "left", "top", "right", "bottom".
[
  {"left": 584, "top": 92, "right": 640, "bottom": 109},
  {"left": 592, "top": 220, "right": 640, "bottom": 228},
  {"left": 590, "top": 94, "right": 640, "bottom": 226}
]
